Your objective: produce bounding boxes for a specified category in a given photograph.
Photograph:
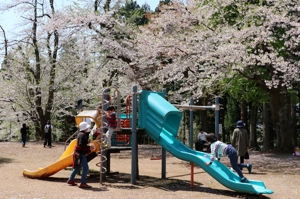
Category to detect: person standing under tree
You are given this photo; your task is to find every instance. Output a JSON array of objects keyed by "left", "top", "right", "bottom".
[
  {"left": 20, "top": 123, "right": 27, "bottom": 147},
  {"left": 195, "top": 129, "right": 208, "bottom": 151},
  {"left": 232, "top": 120, "right": 249, "bottom": 165},
  {"left": 44, "top": 120, "right": 53, "bottom": 148},
  {"left": 67, "top": 121, "right": 94, "bottom": 188}
]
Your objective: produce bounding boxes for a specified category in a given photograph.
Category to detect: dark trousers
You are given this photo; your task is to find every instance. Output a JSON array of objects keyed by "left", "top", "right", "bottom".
[
  {"left": 195, "top": 140, "right": 207, "bottom": 151},
  {"left": 21, "top": 135, "right": 27, "bottom": 146},
  {"left": 44, "top": 133, "right": 52, "bottom": 146},
  {"left": 239, "top": 156, "right": 245, "bottom": 164},
  {"left": 227, "top": 145, "right": 248, "bottom": 178}
]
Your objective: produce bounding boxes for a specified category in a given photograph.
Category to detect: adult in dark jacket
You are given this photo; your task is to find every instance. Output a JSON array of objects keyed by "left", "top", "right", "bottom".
[
  {"left": 232, "top": 120, "right": 249, "bottom": 164},
  {"left": 67, "top": 121, "right": 93, "bottom": 188},
  {"left": 20, "top": 123, "right": 27, "bottom": 147}
]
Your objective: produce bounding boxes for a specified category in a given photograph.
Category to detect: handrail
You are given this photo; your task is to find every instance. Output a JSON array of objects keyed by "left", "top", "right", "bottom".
[
  {"left": 99, "top": 86, "right": 122, "bottom": 132},
  {"left": 64, "top": 131, "right": 78, "bottom": 151}
]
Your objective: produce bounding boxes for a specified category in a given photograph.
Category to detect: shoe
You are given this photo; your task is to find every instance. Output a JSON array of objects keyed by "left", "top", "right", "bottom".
[
  {"left": 67, "top": 179, "right": 77, "bottom": 186},
  {"left": 241, "top": 177, "right": 249, "bottom": 183},
  {"left": 230, "top": 167, "right": 235, "bottom": 172},
  {"left": 44, "top": 145, "right": 46, "bottom": 148},
  {"left": 247, "top": 164, "right": 252, "bottom": 174},
  {"left": 22, "top": 144, "right": 25, "bottom": 147},
  {"left": 79, "top": 183, "right": 92, "bottom": 188},
  {"left": 48, "top": 145, "right": 52, "bottom": 148}
]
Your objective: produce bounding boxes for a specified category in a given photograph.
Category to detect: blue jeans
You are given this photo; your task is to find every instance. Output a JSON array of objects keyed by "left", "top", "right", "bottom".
[
  {"left": 227, "top": 145, "right": 248, "bottom": 178},
  {"left": 69, "top": 153, "right": 89, "bottom": 184}
]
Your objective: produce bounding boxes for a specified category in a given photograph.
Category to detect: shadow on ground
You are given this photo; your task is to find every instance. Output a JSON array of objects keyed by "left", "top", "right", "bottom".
[
  {"left": 0, "top": 157, "right": 14, "bottom": 165},
  {"left": 88, "top": 171, "right": 271, "bottom": 199}
]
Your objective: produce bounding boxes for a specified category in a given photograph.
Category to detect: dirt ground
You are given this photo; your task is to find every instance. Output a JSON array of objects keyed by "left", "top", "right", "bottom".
[{"left": 1, "top": 141, "right": 299, "bottom": 199}]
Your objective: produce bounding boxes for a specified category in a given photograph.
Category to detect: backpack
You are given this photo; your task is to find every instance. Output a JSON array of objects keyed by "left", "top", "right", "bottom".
[{"left": 45, "top": 125, "right": 51, "bottom": 133}]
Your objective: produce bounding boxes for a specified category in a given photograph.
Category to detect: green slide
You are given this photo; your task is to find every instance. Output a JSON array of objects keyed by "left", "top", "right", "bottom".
[{"left": 138, "top": 90, "right": 273, "bottom": 195}]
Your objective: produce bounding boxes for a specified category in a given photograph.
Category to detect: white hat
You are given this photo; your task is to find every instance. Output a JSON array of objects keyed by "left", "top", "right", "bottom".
[{"left": 79, "top": 121, "right": 91, "bottom": 131}]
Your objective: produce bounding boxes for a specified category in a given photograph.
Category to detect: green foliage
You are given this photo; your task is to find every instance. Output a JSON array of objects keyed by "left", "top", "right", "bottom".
[
  {"left": 159, "top": 0, "right": 172, "bottom": 7},
  {"left": 224, "top": 95, "right": 240, "bottom": 136},
  {"left": 209, "top": 3, "right": 241, "bottom": 28},
  {"left": 222, "top": 74, "right": 269, "bottom": 106},
  {"left": 205, "top": 0, "right": 267, "bottom": 30},
  {"left": 116, "top": 0, "right": 149, "bottom": 26},
  {"left": 161, "top": 0, "right": 172, "bottom": 4},
  {"left": 245, "top": 0, "right": 267, "bottom": 6},
  {"left": 269, "top": 23, "right": 292, "bottom": 58},
  {"left": 221, "top": 73, "right": 268, "bottom": 137}
]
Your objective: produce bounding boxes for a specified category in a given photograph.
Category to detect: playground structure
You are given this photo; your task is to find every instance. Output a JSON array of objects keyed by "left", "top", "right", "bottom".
[
  {"left": 22, "top": 85, "right": 273, "bottom": 196},
  {"left": 173, "top": 97, "right": 219, "bottom": 188},
  {"left": 22, "top": 87, "right": 133, "bottom": 181}
]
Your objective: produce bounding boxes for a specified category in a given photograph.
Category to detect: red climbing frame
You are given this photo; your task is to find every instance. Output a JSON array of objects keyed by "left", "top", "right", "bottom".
[{"left": 115, "top": 95, "right": 132, "bottom": 144}]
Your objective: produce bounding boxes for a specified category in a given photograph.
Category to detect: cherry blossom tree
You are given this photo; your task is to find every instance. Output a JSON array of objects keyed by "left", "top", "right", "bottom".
[
  {"left": 0, "top": 0, "right": 128, "bottom": 139},
  {"left": 67, "top": 0, "right": 300, "bottom": 151},
  {"left": 1, "top": 0, "right": 299, "bottom": 151},
  {"left": 197, "top": 0, "right": 300, "bottom": 152}
]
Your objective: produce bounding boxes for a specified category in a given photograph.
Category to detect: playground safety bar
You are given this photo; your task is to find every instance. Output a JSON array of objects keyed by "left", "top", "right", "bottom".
[{"left": 173, "top": 104, "right": 217, "bottom": 110}]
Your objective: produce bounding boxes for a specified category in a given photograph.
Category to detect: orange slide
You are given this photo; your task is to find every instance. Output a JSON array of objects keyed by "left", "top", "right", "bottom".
[{"left": 23, "top": 139, "right": 100, "bottom": 179}]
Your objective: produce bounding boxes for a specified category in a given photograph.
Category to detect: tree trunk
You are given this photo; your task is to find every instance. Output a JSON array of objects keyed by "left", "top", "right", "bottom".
[
  {"left": 42, "top": 0, "right": 59, "bottom": 136},
  {"left": 103, "top": 0, "right": 111, "bottom": 12},
  {"left": 32, "top": 0, "right": 43, "bottom": 138},
  {"left": 0, "top": 26, "right": 8, "bottom": 66},
  {"left": 200, "top": 110, "right": 208, "bottom": 132},
  {"left": 249, "top": 104, "right": 258, "bottom": 149},
  {"left": 269, "top": 89, "right": 294, "bottom": 152},
  {"left": 94, "top": 0, "right": 99, "bottom": 12},
  {"left": 240, "top": 101, "right": 248, "bottom": 125},
  {"left": 224, "top": 95, "right": 240, "bottom": 143},
  {"left": 195, "top": 97, "right": 208, "bottom": 132},
  {"left": 263, "top": 103, "right": 273, "bottom": 151},
  {"left": 291, "top": 95, "right": 298, "bottom": 148}
]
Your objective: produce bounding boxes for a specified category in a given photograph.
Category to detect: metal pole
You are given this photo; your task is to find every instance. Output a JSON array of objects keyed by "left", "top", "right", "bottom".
[
  {"left": 189, "top": 98, "right": 194, "bottom": 149},
  {"left": 189, "top": 98, "right": 194, "bottom": 188},
  {"left": 174, "top": 104, "right": 215, "bottom": 110},
  {"left": 215, "top": 96, "right": 220, "bottom": 140},
  {"left": 131, "top": 85, "right": 138, "bottom": 184},
  {"left": 161, "top": 88, "right": 167, "bottom": 179}
]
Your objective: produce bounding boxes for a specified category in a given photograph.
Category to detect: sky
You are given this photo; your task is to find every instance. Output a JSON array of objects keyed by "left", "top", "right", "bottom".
[
  {"left": 136, "top": 0, "right": 160, "bottom": 10},
  {"left": 0, "top": 0, "right": 160, "bottom": 64},
  {"left": 0, "top": 0, "right": 160, "bottom": 40}
]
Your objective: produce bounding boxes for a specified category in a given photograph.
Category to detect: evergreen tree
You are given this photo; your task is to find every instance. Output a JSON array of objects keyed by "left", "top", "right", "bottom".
[
  {"left": 117, "top": 0, "right": 149, "bottom": 26},
  {"left": 224, "top": 95, "right": 240, "bottom": 141}
]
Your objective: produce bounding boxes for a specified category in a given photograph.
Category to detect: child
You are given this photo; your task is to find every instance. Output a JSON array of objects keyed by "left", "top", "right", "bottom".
[
  {"left": 103, "top": 106, "right": 117, "bottom": 147},
  {"left": 205, "top": 133, "right": 252, "bottom": 183}
]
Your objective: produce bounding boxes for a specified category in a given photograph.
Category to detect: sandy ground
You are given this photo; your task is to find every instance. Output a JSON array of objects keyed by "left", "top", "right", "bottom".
[{"left": 1, "top": 141, "right": 299, "bottom": 199}]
